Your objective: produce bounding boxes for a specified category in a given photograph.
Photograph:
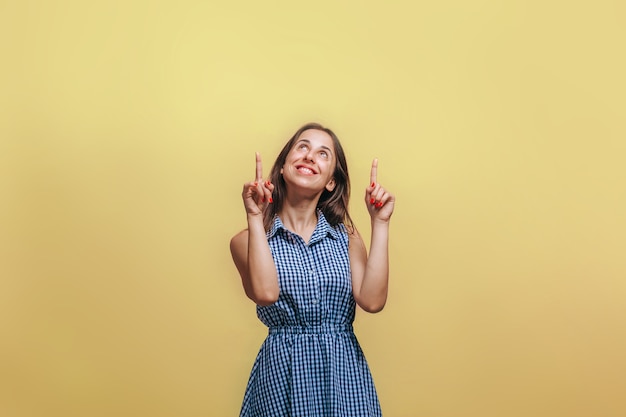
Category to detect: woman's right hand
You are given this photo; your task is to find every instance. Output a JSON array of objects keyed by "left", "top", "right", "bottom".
[{"left": 242, "top": 152, "right": 274, "bottom": 216}]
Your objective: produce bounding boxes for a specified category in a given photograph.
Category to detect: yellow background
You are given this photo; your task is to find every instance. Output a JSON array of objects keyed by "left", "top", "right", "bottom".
[{"left": 1, "top": 1, "right": 625, "bottom": 416}]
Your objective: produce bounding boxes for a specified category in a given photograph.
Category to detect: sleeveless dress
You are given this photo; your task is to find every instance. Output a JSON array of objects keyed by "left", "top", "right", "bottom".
[{"left": 240, "top": 212, "right": 382, "bottom": 417}]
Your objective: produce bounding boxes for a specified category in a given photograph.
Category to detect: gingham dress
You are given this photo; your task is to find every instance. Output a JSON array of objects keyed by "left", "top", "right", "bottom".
[{"left": 240, "top": 212, "right": 382, "bottom": 417}]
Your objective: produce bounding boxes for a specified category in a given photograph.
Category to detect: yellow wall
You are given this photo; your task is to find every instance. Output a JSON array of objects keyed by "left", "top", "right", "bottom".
[{"left": 2, "top": 1, "right": 625, "bottom": 416}]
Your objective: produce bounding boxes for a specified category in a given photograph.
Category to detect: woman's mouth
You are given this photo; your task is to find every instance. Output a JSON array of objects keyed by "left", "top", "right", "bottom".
[{"left": 296, "top": 165, "right": 317, "bottom": 175}]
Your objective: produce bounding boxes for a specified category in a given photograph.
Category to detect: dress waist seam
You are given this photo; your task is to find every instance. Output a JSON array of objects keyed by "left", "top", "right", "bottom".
[{"left": 268, "top": 323, "right": 353, "bottom": 334}]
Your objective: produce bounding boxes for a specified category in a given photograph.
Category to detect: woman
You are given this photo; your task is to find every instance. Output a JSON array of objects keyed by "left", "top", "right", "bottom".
[{"left": 230, "top": 123, "right": 394, "bottom": 416}]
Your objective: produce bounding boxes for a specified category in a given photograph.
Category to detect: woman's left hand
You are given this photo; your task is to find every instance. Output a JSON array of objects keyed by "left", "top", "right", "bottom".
[{"left": 365, "top": 158, "right": 395, "bottom": 222}]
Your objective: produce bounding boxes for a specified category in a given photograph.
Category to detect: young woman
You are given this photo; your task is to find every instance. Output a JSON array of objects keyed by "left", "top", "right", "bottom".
[{"left": 230, "top": 123, "right": 395, "bottom": 416}]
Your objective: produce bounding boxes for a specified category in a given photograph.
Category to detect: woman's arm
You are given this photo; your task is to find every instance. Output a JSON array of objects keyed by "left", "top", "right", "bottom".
[
  {"left": 349, "top": 159, "right": 395, "bottom": 313},
  {"left": 229, "top": 153, "right": 279, "bottom": 306}
]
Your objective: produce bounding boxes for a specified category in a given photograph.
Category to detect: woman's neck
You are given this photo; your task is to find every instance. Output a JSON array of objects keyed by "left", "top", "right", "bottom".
[{"left": 278, "top": 197, "right": 319, "bottom": 242}]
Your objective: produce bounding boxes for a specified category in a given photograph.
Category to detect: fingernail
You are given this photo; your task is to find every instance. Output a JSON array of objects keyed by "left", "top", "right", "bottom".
[
  {"left": 376, "top": 202, "right": 383, "bottom": 208},
  {"left": 371, "top": 182, "right": 375, "bottom": 187},
  {"left": 269, "top": 197, "right": 273, "bottom": 203},
  {"left": 370, "top": 198, "right": 376, "bottom": 204},
  {"left": 254, "top": 181, "right": 258, "bottom": 186},
  {"left": 262, "top": 198, "right": 266, "bottom": 203},
  {"left": 265, "top": 180, "right": 270, "bottom": 186}
]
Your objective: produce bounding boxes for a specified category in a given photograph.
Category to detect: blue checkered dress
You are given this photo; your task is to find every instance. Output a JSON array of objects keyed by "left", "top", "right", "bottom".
[{"left": 240, "top": 212, "right": 382, "bottom": 417}]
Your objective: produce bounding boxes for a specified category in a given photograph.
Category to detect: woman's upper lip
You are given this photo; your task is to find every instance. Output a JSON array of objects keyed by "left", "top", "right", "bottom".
[{"left": 295, "top": 164, "right": 318, "bottom": 174}]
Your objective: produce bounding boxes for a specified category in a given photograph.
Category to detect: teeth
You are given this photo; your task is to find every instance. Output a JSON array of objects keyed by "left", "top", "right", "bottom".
[{"left": 298, "top": 167, "right": 314, "bottom": 174}]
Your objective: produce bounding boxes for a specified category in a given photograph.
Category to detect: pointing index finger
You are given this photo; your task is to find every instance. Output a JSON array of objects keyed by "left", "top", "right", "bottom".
[
  {"left": 255, "top": 152, "right": 263, "bottom": 182},
  {"left": 370, "top": 158, "right": 378, "bottom": 185}
]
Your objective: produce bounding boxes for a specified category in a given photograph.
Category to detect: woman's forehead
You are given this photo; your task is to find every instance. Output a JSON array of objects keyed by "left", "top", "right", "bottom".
[{"left": 296, "top": 129, "right": 334, "bottom": 147}]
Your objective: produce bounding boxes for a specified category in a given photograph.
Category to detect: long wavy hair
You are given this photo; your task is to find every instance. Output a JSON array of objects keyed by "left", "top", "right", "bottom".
[{"left": 263, "top": 123, "right": 354, "bottom": 232}]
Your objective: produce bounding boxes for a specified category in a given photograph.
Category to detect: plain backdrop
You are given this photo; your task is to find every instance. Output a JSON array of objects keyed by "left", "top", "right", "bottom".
[{"left": 1, "top": 1, "right": 625, "bottom": 416}]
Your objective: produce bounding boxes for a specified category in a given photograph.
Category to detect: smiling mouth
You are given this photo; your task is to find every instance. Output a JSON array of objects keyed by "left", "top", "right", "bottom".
[{"left": 296, "top": 165, "right": 317, "bottom": 175}]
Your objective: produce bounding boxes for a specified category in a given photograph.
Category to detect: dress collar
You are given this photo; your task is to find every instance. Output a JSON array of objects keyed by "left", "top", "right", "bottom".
[{"left": 267, "top": 210, "right": 341, "bottom": 242}]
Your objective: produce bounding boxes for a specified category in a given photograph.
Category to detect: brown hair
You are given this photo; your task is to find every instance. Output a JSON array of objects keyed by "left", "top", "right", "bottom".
[{"left": 263, "top": 123, "right": 354, "bottom": 232}]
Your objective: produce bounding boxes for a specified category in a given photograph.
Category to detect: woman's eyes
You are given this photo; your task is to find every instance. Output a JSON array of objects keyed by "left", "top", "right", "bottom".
[{"left": 297, "top": 143, "right": 329, "bottom": 159}]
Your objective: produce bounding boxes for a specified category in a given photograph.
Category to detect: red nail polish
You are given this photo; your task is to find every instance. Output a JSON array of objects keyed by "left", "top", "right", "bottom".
[
  {"left": 370, "top": 198, "right": 375, "bottom": 204},
  {"left": 262, "top": 198, "right": 265, "bottom": 203},
  {"left": 376, "top": 202, "right": 383, "bottom": 208},
  {"left": 371, "top": 182, "right": 375, "bottom": 187},
  {"left": 269, "top": 197, "right": 273, "bottom": 203}
]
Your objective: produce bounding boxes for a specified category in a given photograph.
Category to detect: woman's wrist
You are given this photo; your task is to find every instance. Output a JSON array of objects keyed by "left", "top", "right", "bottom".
[
  {"left": 371, "top": 217, "right": 391, "bottom": 227},
  {"left": 247, "top": 212, "right": 265, "bottom": 226}
]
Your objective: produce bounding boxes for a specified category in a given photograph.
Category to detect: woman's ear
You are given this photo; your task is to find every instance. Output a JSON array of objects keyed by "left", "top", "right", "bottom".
[{"left": 325, "top": 178, "right": 336, "bottom": 192}]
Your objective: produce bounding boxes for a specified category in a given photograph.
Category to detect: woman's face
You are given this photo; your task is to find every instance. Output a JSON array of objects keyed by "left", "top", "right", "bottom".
[{"left": 281, "top": 129, "right": 337, "bottom": 194}]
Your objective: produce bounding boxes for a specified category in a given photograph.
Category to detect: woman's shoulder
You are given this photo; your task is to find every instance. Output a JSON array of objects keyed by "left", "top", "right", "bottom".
[
  {"left": 231, "top": 228, "right": 248, "bottom": 240},
  {"left": 230, "top": 229, "right": 249, "bottom": 252},
  {"left": 344, "top": 224, "right": 365, "bottom": 245}
]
